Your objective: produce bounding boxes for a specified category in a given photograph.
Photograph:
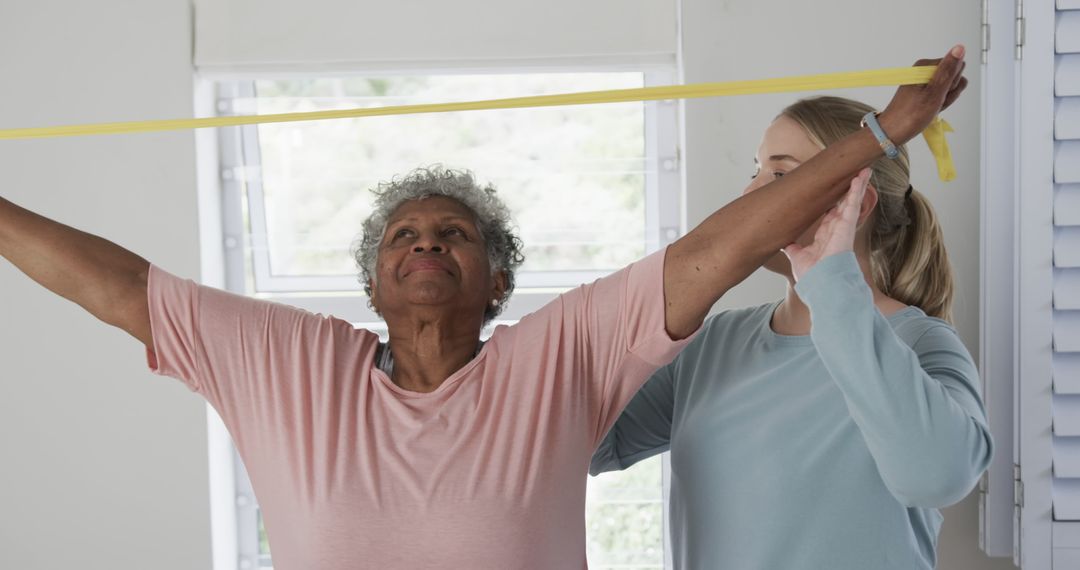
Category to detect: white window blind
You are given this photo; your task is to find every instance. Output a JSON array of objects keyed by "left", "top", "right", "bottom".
[
  {"left": 193, "top": 0, "right": 677, "bottom": 74},
  {"left": 1053, "top": 0, "right": 1080, "bottom": 525}
]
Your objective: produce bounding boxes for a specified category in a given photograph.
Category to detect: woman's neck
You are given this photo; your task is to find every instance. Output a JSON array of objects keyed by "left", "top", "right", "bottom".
[
  {"left": 383, "top": 313, "right": 483, "bottom": 393},
  {"left": 770, "top": 254, "right": 909, "bottom": 336}
]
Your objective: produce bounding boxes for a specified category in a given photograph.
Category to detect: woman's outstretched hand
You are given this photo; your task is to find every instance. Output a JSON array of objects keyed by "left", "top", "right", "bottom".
[
  {"left": 782, "top": 168, "right": 871, "bottom": 282},
  {"left": 878, "top": 45, "right": 968, "bottom": 145}
]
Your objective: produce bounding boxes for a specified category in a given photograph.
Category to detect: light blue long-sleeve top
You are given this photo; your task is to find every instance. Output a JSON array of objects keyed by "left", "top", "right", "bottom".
[{"left": 591, "top": 252, "right": 994, "bottom": 570}]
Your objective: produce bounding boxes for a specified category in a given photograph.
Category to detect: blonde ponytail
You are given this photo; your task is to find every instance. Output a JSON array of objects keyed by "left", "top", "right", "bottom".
[{"left": 868, "top": 188, "right": 954, "bottom": 323}]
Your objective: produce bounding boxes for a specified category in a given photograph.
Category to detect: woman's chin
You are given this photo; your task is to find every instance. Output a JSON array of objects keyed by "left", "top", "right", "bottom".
[{"left": 405, "top": 282, "right": 459, "bottom": 305}]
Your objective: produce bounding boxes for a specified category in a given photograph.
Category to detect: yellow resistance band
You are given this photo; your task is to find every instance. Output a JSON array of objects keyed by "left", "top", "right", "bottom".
[{"left": 0, "top": 65, "right": 955, "bottom": 181}]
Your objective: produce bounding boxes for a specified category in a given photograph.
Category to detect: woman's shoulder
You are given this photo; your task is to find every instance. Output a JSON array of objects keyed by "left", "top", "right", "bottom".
[{"left": 887, "top": 306, "right": 965, "bottom": 351}]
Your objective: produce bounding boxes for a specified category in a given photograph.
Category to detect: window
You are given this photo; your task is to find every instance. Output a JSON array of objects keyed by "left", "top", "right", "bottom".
[{"left": 207, "top": 68, "right": 682, "bottom": 569}]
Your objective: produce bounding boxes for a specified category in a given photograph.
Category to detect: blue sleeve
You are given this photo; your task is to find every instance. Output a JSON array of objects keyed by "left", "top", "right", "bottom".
[
  {"left": 795, "top": 252, "right": 994, "bottom": 508},
  {"left": 590, "top": 362, "right": 676, "bottom": 475}
]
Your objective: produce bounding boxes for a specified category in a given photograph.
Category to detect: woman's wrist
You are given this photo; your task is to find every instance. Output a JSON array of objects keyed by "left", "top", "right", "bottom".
[
  {"left": 794, "top": 252, "right": 869, "bottom": 313},
  {"left": 875, "top": 110, "right": 915, "bottom": 145}
]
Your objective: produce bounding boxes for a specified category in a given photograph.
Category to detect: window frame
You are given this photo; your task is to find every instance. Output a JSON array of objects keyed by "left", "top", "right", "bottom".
[
  {"left": 217, "top": 70, "right": 681, "bottom": 299},
  {"left": 200, "top": 63, "right": 684, "bottom": 570}
]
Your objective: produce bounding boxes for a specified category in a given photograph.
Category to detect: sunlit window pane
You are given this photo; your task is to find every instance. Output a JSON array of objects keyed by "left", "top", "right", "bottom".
[
  {"left": 586, "top": 455, "right": 665, "bottom": 569},
  {"left": 244, "top": 73, "right": 647, "bottom": 279}
]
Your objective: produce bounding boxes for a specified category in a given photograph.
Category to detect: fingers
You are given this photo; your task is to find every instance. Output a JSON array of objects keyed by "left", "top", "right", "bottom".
[
  {"left": 848, "top": 168, "right": 871, "bottom": 195},
  {"left": 825, "top": 170, "right": 868, "bottom": 223},
  {"left": 942, "top": 76, "right": 969, "bottom": 111},
  {"left": 841, "top": 169, "right": 870, "bottom": 219},
  {"left": 927, "top": 45, "right": 966, "bottom": 92},
  {"left": 818, "top": 173, "right": 866, "bottom": 234},
  {"left": 818, "top": 206, "right": 842, "bottom": 228},
  {"left": 950, "top": 60, "right": 967, "bottom": 90}
]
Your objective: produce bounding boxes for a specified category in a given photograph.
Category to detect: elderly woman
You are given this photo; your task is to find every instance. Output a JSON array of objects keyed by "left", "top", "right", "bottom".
[{"left": 0, "top": 50, "right": 966, "bottom": 569}]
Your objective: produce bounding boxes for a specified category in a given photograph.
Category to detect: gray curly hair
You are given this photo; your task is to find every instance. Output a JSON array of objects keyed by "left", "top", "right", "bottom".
[{"left": 351, "top": 166, "right": 525, "bottom": 323}]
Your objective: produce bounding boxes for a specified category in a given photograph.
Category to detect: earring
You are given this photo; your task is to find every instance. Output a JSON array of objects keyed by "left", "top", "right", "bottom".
[{"left": 490, "top": 298, "right": 499, "bottom": 307}]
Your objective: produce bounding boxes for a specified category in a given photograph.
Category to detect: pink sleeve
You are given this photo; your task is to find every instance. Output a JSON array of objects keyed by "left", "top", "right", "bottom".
[
  {"left": 145, "top": 265, "right": 379, "bottom": 432},
  {"left": 513, "top": 247, "right": 698, "bottom": 446}
]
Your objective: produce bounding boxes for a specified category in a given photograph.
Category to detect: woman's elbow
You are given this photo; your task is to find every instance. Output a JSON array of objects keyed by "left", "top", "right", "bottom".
[
  {"left": 890, "top": 431, "right": 994, "bottom": 508},
  {"left": 891, "top": 470, "right": 980, "bottom": 508}
]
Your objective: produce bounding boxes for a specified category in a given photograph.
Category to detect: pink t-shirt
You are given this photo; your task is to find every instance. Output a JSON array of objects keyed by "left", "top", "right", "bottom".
[{"left": 147, "top": 248, "right": 692, "bottom": 569}]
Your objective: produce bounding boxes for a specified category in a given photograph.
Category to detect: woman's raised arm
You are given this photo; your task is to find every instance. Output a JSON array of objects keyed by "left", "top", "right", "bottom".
[
  {"left": 661, "top": 47, "right": 968, "bottom": 339},
  {"left": 0, "top": 196, "right": 152, "bottom": 346}
]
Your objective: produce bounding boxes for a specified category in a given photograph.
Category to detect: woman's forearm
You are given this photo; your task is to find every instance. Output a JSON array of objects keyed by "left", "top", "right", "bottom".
[
  {"left": 797, "top": 253, "right": 993, "bottom": 508},
  {"left": 663, "top": 127, "right": 882, "bottom": 338},
  {"left": 0, "top": 196, "right": 152, "bottom": 345}
]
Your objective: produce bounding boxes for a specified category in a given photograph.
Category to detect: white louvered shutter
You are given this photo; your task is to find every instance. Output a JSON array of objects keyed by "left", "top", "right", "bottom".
[
  {"left": 1047, "top": 2, "right": 1080, "bottom": 568},
  {"left": 1052, "top": 0, "right": 1080, "bottom": 526},
  {"left": 1014, "top": 0, "right": 1080, "bottom": 567}
]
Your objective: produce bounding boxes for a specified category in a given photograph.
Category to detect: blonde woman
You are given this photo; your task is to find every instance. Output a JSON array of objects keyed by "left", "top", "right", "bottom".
[{"left": 591, "top": 96, "right": 992, "bottom": 570}]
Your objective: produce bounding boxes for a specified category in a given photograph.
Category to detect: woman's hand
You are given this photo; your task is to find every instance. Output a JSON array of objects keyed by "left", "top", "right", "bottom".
[
  {"left": 782, "top": 168, "right": 870, "bottom": 282},
  {"left": 878, "top": 45, "right": 968, "bottom": 144}
]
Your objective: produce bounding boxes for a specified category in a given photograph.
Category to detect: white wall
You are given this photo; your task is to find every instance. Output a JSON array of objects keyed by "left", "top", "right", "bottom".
[
  {"left": 0, "top": 1, "right": 211, "bottom": 569},
  {"left": 679, "top": 1, "right": 1013, "bottom": 569}
]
